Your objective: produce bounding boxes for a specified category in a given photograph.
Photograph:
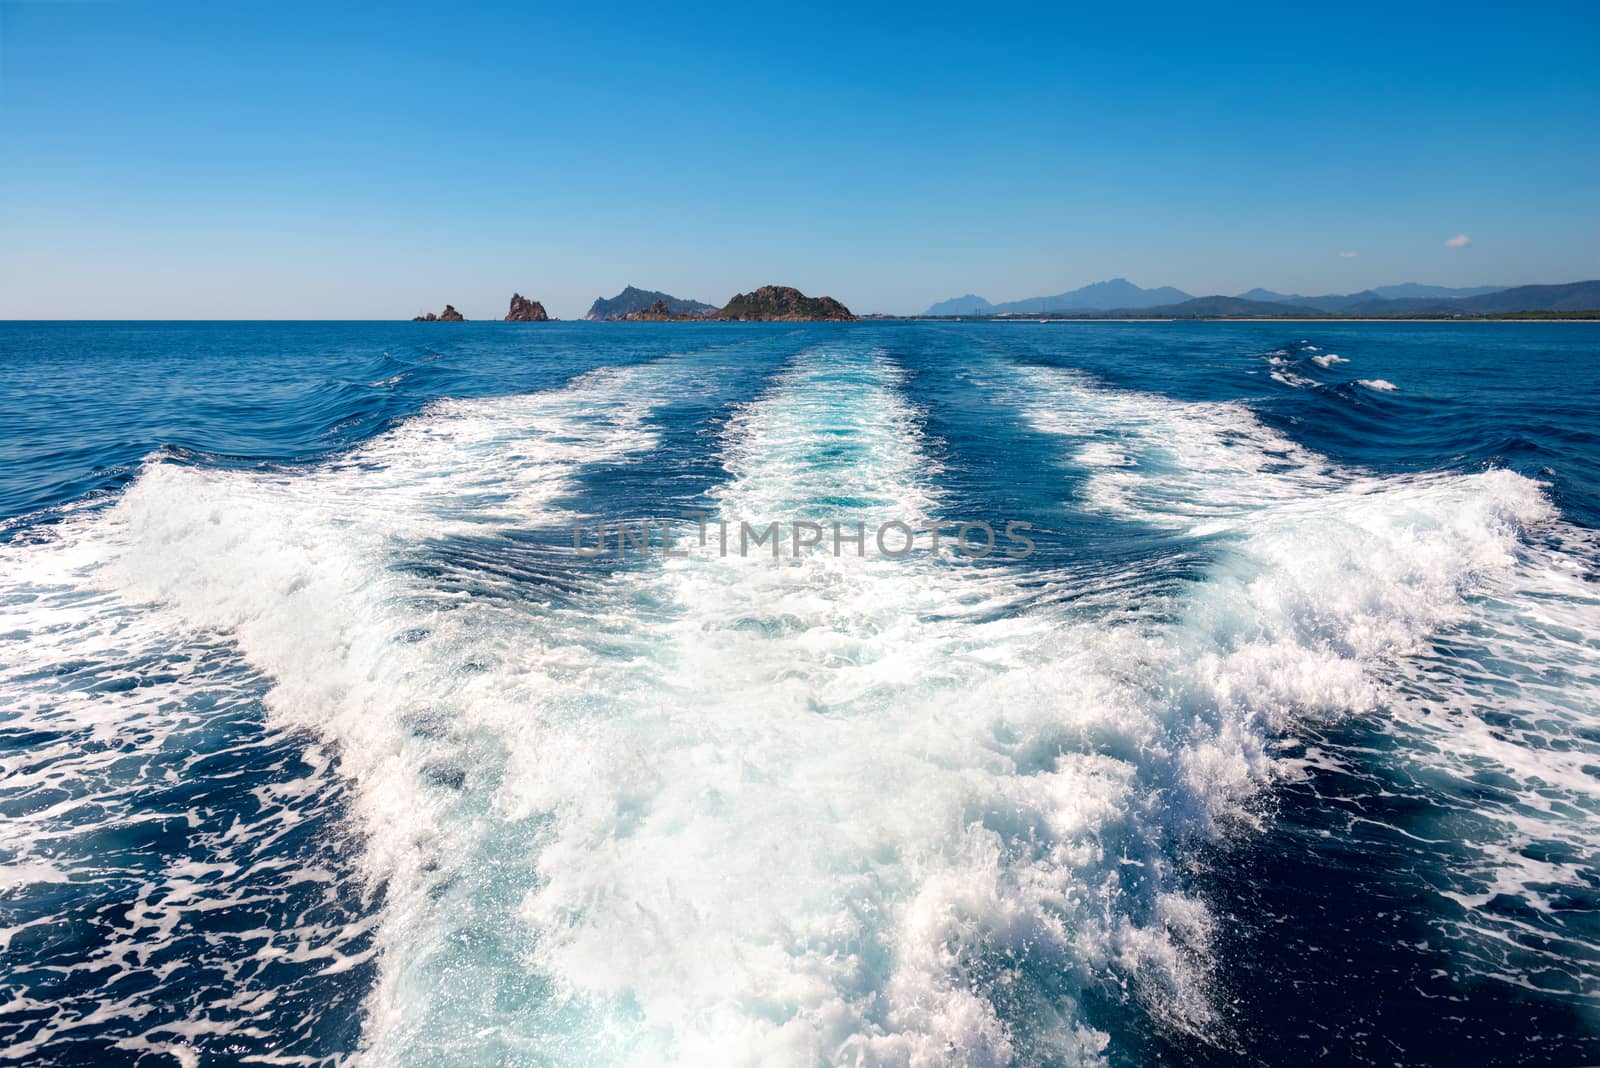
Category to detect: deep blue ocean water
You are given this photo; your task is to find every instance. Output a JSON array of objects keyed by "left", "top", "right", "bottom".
[{"left": 1, "top": 321, "right": 1597, "bottom": 1065}]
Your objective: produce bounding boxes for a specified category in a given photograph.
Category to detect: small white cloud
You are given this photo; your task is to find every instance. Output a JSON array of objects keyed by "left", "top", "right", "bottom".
[
  {"left": 1338, "top": 250, "right": 1358, "bottom": 258},
  {"left": 1445, "top": 234, "right": 1471, "bottom": 248}
]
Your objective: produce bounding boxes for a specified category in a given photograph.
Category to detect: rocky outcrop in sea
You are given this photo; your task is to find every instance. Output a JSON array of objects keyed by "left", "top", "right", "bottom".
[
  {"left": 714, "top": 286, "right": 855, "bottom": 321},
  {"left": 622, "top": 300, "right": 676, "bottom": 321},
  {"left": 413, "top": 305, "right": 466, "bottom": 322},
  {"left": 505, "top": 293, "right": 550, "bottom": 321}
]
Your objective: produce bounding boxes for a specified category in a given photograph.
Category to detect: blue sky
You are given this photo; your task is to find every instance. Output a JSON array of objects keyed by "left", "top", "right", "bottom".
[{"left": 2, "top": 0, "right": 1596, "bottom": 318}]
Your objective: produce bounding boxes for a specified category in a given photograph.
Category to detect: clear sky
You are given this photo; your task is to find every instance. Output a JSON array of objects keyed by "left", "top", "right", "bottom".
[{"left": 2, "top": 0, "right": 1596, "bottom": 319}]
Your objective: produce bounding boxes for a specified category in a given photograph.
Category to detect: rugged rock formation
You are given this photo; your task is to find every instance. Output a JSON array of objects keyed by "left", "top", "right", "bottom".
[
  {"left": 714, "top": 286, "right": 855, "bottom": 321},
  {"left": 586, "top": 286, "right": 717, "bottom": 320},
  {"left": 505, "top": 293, "right": 550, "bottom": 321},
  {"left": 413, "top": 305, "right": 466, "bottom": 322},
  {"left": 622, "top": 300, "right": 675, "bottom": 321}
]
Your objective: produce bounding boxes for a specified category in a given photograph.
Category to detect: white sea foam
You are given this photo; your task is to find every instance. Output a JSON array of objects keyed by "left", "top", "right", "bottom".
[
  {"left": 464, "top": 348, "right": 1224, "bottom": 1064},
  {"left": 5, "top": 343, "right": 1596, "bottom": 1064},
  {"left": 1310, "top": 353, "right": 1348, "bottom": 368},
  {"left": 0, "top": 365, "right": 668, "bottom": 1060},
  {"left": 0, "top": 524, "right": 376, "bottom": 1061},
  {"left": 1355, "top": 378, "right": 1398, "bottom": 391},
  {"left": 360, "top": 346, "right": 1597, "bottom": 1061},
  {"left": 1013, "top": 366, "right": 1349, "bottom": 531},
  {"left": 1004, "top": 363, "right": 1600, "bottom": 1005}
]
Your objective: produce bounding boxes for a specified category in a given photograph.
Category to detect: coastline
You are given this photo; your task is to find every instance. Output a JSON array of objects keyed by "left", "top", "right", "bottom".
[
  {"left": 895, "top": 316, "right": 1600, "bottom": 324},
  {"left": 900, "top": 315, "right": 1600, "bottom": 323}
]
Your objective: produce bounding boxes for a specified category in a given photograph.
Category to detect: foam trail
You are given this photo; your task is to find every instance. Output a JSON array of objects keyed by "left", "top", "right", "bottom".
[
  {"left": 490, "top": 347, "right": 1195, "bottom": 1064},
  {"left": 8, "top": 339, "right": 1596, "bottom": 1064},
  {"left": 0, "top": 363, "right": 675, "bottom": 1063},
  {"left": 1002, "top": 362, "right": 1600, "bottom": 1007},
  {"left": 0, "top": 501, "right": 386, "bottom": 1062},
  {"left": 362, "top": 344, "right": 1352, "bottom": 1064}
]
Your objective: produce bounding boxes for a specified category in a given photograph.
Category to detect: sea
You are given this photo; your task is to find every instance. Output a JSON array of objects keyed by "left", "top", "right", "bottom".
[{"left": 1, "top": 320, "right": 1596, "bottom": 1066}]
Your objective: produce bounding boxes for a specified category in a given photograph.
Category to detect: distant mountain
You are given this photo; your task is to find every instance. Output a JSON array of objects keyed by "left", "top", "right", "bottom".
[
  {"left": 995, "top": 278, "right": 1194, "bottom": 314},
  {"left": 1236, "top": 288, "right": 1309, "bottom": 303},
  {"left": 586, "top": 285, "right": 716, "bottom": 321},
  {"left": 715, "top": 285, "right": 855, "bottom": 321},
  {"left": 1236, "top": 282, "right": 1511, "bottom": 313},
  {"left": 925, "top": 279, "right": 1597, "bottom": 321},
  {"left": 1298, "top": 292, "right": 1388, "bottom": 313},
  {"left": 1455, "top": 280, "right": 1600, "bottom": 314},
  {"left": 1245, "top": 290, "right": 1450, "bottom": 314},
  {"left": 1121, "top": 296, "right": 1325, "bottom": 318},
  {"left": 1283, "top": 281, "right": 1598, "bottom": 317},
  {"left": 1333, "top": 296, "right": 1459, "bottom": 316},
  {"left": 1075, "top": 280, "right": 1600, "bottom": 319},
  {"left": 923, "top": 278, "right": 1191, "bottom": 316},
  {"left": 924, "top": 294, "right": 994, "bottom": 316},
  {"left": 1369, "top": 282, "right": 1506, "bottom": 301}
]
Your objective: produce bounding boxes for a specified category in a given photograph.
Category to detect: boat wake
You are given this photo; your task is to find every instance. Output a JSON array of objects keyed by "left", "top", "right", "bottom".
[{"left": 2, "top": 338, "right": 1596, "bottom": 1065}]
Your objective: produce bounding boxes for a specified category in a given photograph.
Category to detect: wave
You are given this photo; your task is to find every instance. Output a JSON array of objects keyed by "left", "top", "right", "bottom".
[
  {"left": 1261, "top": 341, "right": 1360, "bottom": 389},
  {"left": 1270, "top": 369, "right": 1318, "bottom": 389}
]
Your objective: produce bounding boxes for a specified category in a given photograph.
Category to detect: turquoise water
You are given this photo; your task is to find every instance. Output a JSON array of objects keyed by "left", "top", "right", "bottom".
[{"left": 1, "top": 321, "right": 1597, "bottom": 1064}]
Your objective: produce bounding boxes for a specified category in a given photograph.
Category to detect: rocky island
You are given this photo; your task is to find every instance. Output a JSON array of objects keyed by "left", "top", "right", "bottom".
[
  {"left": 586, "top": 286, "right": 717, "bottom": 320},
  {"left": 505, "top": 293, "right": 550, "bottom": 321},
  {"left": 714, "top": 285, "right": 855, "bottom": 321},
  {"left": 413, "top": 304, "right": 466, "bottom": 322},
  {"left": 622, "top": 300, "right": 676, "bottom": 321}
]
